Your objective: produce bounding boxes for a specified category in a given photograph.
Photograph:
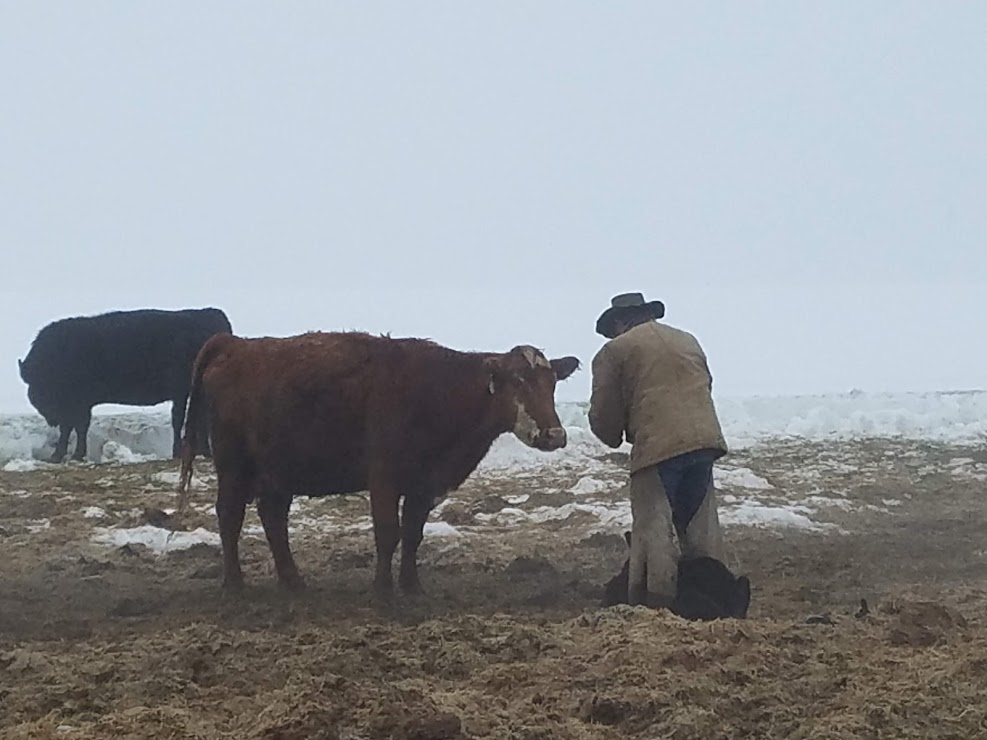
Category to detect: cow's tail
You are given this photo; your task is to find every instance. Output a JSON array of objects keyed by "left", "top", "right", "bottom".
[{"left": 177, "top": 333, "right": 232, "bottom": 513}]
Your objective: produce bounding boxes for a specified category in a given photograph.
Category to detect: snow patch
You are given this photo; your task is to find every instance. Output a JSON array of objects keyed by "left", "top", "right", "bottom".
[
  {"left": 92, "top": 525, "right": 220, "bottom": 554},
  {"left": 569, "top": 476, "right": 612, "bottom": 495},
  {"left": 424, "top": 521, "right": 462, "bottom": 537},
  {"left": 715, "top": 467, "right": 774, "bottom": 490},
  {"left": 151, "top": 470, "right": 213, "bottom": 490},
  {"left": 721, "top": 503, "right": 832, "bottom": 531},
  {"left": 948, "top": 457, "right": 976, "bottom": 468},
  {"left": 100, "top": 440, "right": 155, "bottom": 464},
  {"left": 480, "top": 502, "right": 631, "bottom": 530},
  {"left": 82, "top": 506, "right": 107, "bottom": 519},
  {"left": 947, "top": 458, "right": 987, "bottom": 482},
  {"left": 3, "top": 458, "right": 46, "bottom": 472}
]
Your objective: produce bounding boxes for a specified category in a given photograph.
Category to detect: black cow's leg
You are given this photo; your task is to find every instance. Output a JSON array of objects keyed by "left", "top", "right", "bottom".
[
  {"left": 257, "top": 492, "right": 304, "bottom": 591},
  {"left": 370, "top": 485, "right": 401, "bottom": 598},
  {"left": 71, "top": 409, "right": 91, "bottom": 462},
  {"left": 399, "top": 494, "right": 431, "bottom": 594},
  {"left": 171, "top": 396, "right": 186, "bottom": 459},
  {"left": 50, "top": 423, "right": 72, "bottom": 463},
  {"left": 216, "top": 473, "right": 248, "bottom": 590}
]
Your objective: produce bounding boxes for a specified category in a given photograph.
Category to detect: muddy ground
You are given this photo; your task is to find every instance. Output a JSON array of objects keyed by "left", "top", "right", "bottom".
[{"left": 3, "top": 439, "right": 987, "bottom": 739}]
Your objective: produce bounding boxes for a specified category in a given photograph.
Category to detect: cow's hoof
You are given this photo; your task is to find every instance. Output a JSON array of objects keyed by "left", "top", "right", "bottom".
[
  {"left": 222, "top": 575, "right": 246, "bottom": 593},
  {"left": 399, "top": 577, "right": 424, "bottom": 597},
  {"left": 278, "top": 574, "right": 307, "bottom": 593},
  {"left": 373, "top": 580, "right": 395, "bottom": 604}
]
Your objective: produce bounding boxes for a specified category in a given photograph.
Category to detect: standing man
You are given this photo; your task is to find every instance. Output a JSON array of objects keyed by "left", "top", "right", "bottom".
[{"left": 589, "top": 292, "right": 728, "bottom": 608}]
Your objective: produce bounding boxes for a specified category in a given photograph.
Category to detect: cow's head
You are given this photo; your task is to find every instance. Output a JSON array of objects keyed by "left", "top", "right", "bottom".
[
  {"left": 485, "top": 346, "right": 580, "bottom": 451},
  {"left": 26, "top": 383, "right": 59, "bottom": 427}
]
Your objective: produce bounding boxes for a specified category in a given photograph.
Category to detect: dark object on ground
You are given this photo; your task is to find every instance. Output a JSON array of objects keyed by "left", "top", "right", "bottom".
[{"left": 602, "top": 531, "right": 751, "bottom": 620}]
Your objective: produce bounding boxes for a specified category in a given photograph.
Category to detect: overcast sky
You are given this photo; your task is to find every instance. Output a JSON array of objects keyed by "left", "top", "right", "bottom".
[{"left": 1, "top": 3, "right": 984, "bottom": 413}]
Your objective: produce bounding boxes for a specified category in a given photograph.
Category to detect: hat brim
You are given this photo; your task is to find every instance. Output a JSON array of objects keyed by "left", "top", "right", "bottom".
[{"left": 595, "top": 301, "right": 665, "bottom": 338}]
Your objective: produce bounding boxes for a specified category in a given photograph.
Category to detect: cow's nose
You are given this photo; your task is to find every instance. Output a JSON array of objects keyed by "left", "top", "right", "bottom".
[{"left": 537, "top": 427, "right": 567, "bottom": 450}]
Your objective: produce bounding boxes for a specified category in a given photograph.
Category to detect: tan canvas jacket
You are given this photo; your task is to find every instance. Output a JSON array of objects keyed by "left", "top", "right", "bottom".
[{"left": 589, "top": 321, "right": 727, "bottom": 473}]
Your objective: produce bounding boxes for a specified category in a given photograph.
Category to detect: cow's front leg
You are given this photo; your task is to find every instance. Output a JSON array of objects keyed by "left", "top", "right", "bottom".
[
  {"left": 50, "top": 423, "right": 71, "bottom": 463},
  {"left": 399, "top": 494, "right": 432, "bottom": 594},
  {"left": 370, "top": 484, "right": 401, "bottom": 599},
  {"left": 71, "top": 409, "right": 92, "bottom": 462}
]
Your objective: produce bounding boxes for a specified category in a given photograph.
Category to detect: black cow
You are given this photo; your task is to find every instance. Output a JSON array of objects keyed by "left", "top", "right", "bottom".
[
  {"left": 18, "top": 308, "right": 232, "bottom": 462},
  {"left": 603, "top": 531, "right": 751, "bottom": 620}
]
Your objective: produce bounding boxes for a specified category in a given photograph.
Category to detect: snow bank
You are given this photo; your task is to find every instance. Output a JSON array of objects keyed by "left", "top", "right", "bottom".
[
  {"left": 0, "top": 411, "right": 172, "bottom": 466},
  {"left": 3, "top": 390, "right": 986, "bottom": 470},
  {"left": 718, "top": 390, "right": 987, "bottom": 447}
]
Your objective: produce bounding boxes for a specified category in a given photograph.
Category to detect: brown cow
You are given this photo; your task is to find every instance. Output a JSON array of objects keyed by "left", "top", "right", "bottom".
[{"left": 177, "top": 331, "right": 579, "bottom": 597}]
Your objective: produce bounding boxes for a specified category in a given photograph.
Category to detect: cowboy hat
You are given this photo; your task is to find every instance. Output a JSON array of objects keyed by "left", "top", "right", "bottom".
[{"left": 595, "top": 292, "right": 665, "bottom": 338}]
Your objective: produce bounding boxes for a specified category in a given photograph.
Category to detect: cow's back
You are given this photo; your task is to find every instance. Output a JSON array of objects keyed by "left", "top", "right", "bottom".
[
  {"left": 22, "top": 307, "right": 232, "bottom": 405},
  {"left": 202, "top": 332, "right": 378, "bottom": 493},
  {"left": 202, "top": 331, "right": 499, "bottom": 496}
]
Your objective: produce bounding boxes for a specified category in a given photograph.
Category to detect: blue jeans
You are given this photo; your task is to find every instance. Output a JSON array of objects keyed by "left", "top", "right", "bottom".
[{"left": 657, "top": 448, "right": 721, "bottom": 537}]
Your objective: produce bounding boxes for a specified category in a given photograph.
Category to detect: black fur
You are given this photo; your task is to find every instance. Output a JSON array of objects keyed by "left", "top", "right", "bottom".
[{"left": 19, "top": 307, "right": 232, "bottom": 462}]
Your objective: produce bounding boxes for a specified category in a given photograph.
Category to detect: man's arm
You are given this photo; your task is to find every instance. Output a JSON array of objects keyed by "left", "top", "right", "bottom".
[{"left": 589, "top": 345, "right": 627, "bottom": 448}]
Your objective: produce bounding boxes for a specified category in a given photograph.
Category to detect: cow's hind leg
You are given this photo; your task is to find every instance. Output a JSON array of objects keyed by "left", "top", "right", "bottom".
[
  {"left": 216, "top": 472, "right": 249, "bottom": 590},
  {"left": 71, "top": 409, "right": 91, "bottom": 462},
  {"left": 257, "top": 492, "right": 304, "bottom": 591},
  {"left": 370, "top": 484, "right": 401, "bottom": 599},
  {"left": 399, "top": 494, "right": 431, "bottom": 594},
  {"left": 50, "top": 423, "right": 72, "bottom": 463}
]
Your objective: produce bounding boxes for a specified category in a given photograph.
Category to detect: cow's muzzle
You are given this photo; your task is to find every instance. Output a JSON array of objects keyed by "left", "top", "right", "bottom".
[{"left": 533, "top": 427, "right": 567, "bottom": 451}]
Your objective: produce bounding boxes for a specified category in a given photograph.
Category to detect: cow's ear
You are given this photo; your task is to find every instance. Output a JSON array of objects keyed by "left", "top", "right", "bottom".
[
  {"left": 551, "top": 356, "right": 580, "bottom": 381},
  {"left": 623, "top": 530, "right": 632, "bottom": 547},
  {"left": 483, "top": 357, "right": 502, "bottom": 395}
]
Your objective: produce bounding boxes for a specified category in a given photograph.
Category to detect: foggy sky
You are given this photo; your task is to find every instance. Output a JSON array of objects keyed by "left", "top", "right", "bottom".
[{"left": 1, "top": 3, "right": 984, "bottom": 413}]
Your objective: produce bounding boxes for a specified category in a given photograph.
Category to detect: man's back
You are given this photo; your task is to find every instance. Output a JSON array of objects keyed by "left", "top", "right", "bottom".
[{"left": 589, "top": 321, "right": 727, "bottom": 472}]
